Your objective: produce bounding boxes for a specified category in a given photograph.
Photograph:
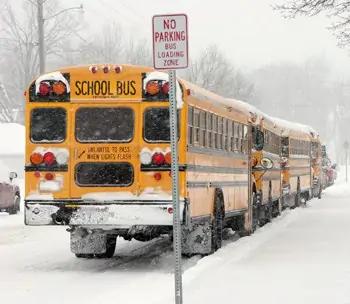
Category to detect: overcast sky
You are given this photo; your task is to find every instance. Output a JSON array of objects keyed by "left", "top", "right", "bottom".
[{"left": 61, "top": 0, "right": 350, "bottom": 78}]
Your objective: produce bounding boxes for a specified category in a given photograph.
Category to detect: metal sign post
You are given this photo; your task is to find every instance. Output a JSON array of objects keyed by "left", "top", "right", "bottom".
[
  {"left": 152, "top": 14, "right": 188, "bottom": 304},
  {"left": 344, "top": 141, "right": 349, "bottom": 183},
  {"left": 168, "top": 69, "right": 182, "bottom": 304}
]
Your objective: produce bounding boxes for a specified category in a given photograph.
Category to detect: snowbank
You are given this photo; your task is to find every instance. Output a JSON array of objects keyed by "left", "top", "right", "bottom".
[{"left": 0, "top": 123, "right": 25, "bottom": 155}]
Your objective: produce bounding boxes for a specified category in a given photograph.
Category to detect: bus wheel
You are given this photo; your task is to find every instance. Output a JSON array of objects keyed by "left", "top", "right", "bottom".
[
  {"left": 95, "top": 235, "right": 117, "bottom": 258},
  {"left": 211, "top": 191, "right": 224, "bottom": 253},
  {"left": 75, "top": 253, "right": 94, "bottom": 258},
  {"left": 252, "top": 192, "right": 259, "bottom": 232},
  {"left": 294, "top": 178, "right": 301, "bottom": 207}
]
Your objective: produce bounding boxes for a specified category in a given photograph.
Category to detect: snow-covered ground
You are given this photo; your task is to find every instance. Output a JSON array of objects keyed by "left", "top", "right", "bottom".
[{"left": 1, "top": 165, "right": 350, "bottom": 303}]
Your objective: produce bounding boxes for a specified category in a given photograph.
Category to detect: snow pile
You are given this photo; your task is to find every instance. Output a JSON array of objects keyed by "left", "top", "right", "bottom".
[
  {"left": 324, "top": 165, "right": 350, "bottom": 198},
  {"left": 0, "top": 158, "right": 10, "bottom": 181},
  {"left": 0, "top": 123, "right": 25, "bottom": 155},
  {"left": 324, "top": 183, "right": 350, "bottom": 198}
]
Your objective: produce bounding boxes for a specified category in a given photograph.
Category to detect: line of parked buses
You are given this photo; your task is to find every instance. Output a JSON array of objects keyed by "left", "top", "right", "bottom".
[{"left": 24, "top": 64, "right": 335, "bottom": 258}]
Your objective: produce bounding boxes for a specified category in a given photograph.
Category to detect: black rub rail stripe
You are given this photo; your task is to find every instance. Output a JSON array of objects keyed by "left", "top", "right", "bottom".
[
  {"left": 262, "top": 176, "right": 281, "bottom": 181},
  {"left": 187, "top": 146, "right": 248, "bottom": 160},
  {"left": 186, "top": 165, "right": 248, "bottom": 174},
  {"left": 290, "top": 173, "right": 311, "bottom": 177},
  {"left": 141, "top": 164, "right": 248, "bottom": 174},
  {"left": 187, "top": 181, "right": 248, "bottom": 188},
  {"left": 252, "top": 167, "right": 281, "bottom": 172},
  {"left": 141, "top": 164, "right": 186, "bottom": 171},
  {"left": 25, "top": 200, "right": 175, "bottom": 205},
  {"left": 25, "top": 165, "right": 68, "bottom": 172}
]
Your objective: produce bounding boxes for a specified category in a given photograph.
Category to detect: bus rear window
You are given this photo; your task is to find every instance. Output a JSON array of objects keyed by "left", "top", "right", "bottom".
[
  {"left": 30, "top": 108, "right": 66, "bottom": 143},
  {"left": 75, "top": 162, "right": 133, "bottom": 186},
  {"left": 75, "top": 107, "right": 134, "bottom": 142},
  {"left": 143, "top": 107, "right": 179, "bottom": 142}
]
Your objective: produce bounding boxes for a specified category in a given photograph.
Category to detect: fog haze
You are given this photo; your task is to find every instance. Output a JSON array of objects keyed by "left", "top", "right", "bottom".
[{"left": 1, "top": 0, "right": 350, "bottom": 160}]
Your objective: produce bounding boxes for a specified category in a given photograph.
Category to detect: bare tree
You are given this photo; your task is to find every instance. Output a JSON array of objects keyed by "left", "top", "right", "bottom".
[
  {"left": 78, "top": 23, "right": 124, "bottom": 64},
  {"left": 0, "top": 0, "right": 81, "bottom": 123},
  {"left": 76, "top": 24, "right": 152, "bottom": 67},
  {"left": 274, "top": 0, "right": 350, "bottom": 47},
  {"left": 184, "top": 45, "right": 254, "bottom": 101},
  {"left": 125, "top": 39, "right": 152, "bottom": 66}
]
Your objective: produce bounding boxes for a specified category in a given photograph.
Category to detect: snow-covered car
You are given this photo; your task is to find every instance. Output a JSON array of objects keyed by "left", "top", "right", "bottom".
[
  {"left": 0, "top": 172, "right": 20, "bottom": 214},
  {"left": 326, "top": 163, "right": 337, "bottom": 186}
]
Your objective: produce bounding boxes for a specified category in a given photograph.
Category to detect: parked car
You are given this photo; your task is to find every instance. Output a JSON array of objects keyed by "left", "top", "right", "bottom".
[
  {"left": 326, "top": 163, "right": 337, "bottom": 186},
  {"left": 0, "top": 172, "right": 20, "bottom": 214}
]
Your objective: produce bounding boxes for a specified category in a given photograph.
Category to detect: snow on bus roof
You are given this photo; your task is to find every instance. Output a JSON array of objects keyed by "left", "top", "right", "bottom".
[
  {"left": 180, "top": 79, "right": 260, "bottom": 118},
  {"left": 272, "top": 116, "right": 318, "bottom": 138},
  {"left": 143, "top": 71, "right": 183, "bottom": 108},
  {"left": 34, "top": 71, "right": 70, "bottom": 93}
]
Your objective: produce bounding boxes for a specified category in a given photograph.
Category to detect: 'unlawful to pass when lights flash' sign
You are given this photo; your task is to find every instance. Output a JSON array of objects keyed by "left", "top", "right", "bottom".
[{"left": 152, "top": 14, "right": 188, "bottom": 70}]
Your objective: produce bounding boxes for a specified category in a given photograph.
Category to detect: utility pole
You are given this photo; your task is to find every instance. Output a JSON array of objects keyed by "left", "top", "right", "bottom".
[
  {"left": 36, "top": 1, "right": 83, "bottom": 74},
  {"left": 344, "top": 141, "right": 349, "bottom": 183},
  {"left": 37, "top": 0, "right": 45, "bottom": 74}
]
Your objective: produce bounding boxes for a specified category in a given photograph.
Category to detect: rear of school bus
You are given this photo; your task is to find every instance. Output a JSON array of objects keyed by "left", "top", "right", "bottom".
[
  {"left": 283, "top": 128, "right": 312, "bottom": 207},
  {"left": 24, "top": 64, "right": 188, "bottom": 257},
  {"left": 310, "top": 134, "right": 322, "bottom": 198}
]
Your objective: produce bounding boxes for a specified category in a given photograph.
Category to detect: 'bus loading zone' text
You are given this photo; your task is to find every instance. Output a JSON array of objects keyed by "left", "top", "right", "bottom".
[{"left": 74, "top": 80, "right": 136, "bottom": 96}]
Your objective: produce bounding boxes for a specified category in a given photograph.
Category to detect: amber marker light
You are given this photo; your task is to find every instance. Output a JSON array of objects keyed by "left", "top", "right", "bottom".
[
  {"left": 146, "top": 81, "right": 160, "bottom": 95},
  {"left": 164, "top": 151, "right": 172, "bottom": 165},
  {"left": 52, "top": 81, "right": 66, "bottom": 95},
  {"left": 30, "top": 152, "right": 43, "bottom": 165}
]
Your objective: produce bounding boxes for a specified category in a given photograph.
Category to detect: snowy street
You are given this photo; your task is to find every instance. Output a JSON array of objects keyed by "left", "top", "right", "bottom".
[{"left": 1, "top": 173, "right": 350, "bottom": 304}]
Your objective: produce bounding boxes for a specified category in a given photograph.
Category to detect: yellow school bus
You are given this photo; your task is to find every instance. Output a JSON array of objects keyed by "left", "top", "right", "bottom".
[
  {"left": 250, "top": 114, "right": 283, "bottom": 227},
  {"left": 273, "top": 118, "right": 313, "bottom": 207},
  {"left": 310, "top": 132, "right": 322, "bottom": 198},
  {"left": 25, "top": 64, "right": 261, "bottom": 257}
]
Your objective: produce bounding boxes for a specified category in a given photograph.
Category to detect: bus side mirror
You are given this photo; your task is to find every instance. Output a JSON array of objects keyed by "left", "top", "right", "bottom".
[
  {"left": 9, "top": 172, "right": 17, "bottom": 182},
  {"left": 254, "top": 130, "right": 264, "bottom": 151},
  {"left": 261, "top": 157, "right": 273, "bottom": 169}
]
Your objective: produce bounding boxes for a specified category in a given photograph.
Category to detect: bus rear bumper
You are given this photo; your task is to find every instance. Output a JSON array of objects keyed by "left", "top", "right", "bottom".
[{"left": 24, "top": 201, "right": 185, "bottom": 227}]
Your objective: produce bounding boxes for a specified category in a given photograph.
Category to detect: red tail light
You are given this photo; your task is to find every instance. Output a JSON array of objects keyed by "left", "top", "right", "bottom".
[
  {"left": 167, "top": 206, "right": 174, "bottom": 214},
  {"left": 52, "top": 81, "right": 66, "bottom": 95},
  {"left": 30, "top": 152, "right": 43, "bottom": 165},
  {"left": 152, "top": 152, "right": 165, "bottom": 166},
  {"left": 146, "top": 81, "right": 160, "bottom": 95},
  {"left": 154, "top": 172, "right": 162, "bottom": 181},
  {"left": 39, "top": 82, "right": 50, "bottom": 96},
  {"left": 114, "top": 65, "right": 122, "bottom": 73},
  {"left": 89, "top": 66, "right": 98, "bottom": 73},
  {"left": 43, "top": 152, "right": 56, "bottom": 166},
  {"left": 45, "top": 172, "right": 55, "bottom": 181},
  {"left": 103, "top": 66, "right": 110, "bottom": 73},
  {"left": 162, "top": 82, "right": 169, "bottom": 95}
]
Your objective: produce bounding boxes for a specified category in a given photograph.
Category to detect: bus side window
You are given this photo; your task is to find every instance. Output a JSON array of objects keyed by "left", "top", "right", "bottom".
[
  {"left": 230, "top": 121, "right": 235, "bottom": 152},
  {"left": 213, "top": 114, "right": 218, "bottom": 149},
  {"left": 188, "top": 106, "right": 193, "bottom": 145},
  {"left": 243, "top": 125, "right": 248, "bottom": 154},
  {"left": 233, "top": 122, "right": 239, "bottom": 152},
  {"left": 206, "top": 112, "right": 212, "bottom": 148},
  {"left": 226, "top": 119, "right": 231, "bottom": 151},
  {"left": 238, "top": 123, "right": 243, "bottom": 153},
  {"left": 193, "top": 109, "right": 200, "bottom": 145},
  {"left": 199, "top": 110, "right": 206, "bottom": 147},
  {"left": 218, "top": 116, "right": 223, "bottom": 150}
]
